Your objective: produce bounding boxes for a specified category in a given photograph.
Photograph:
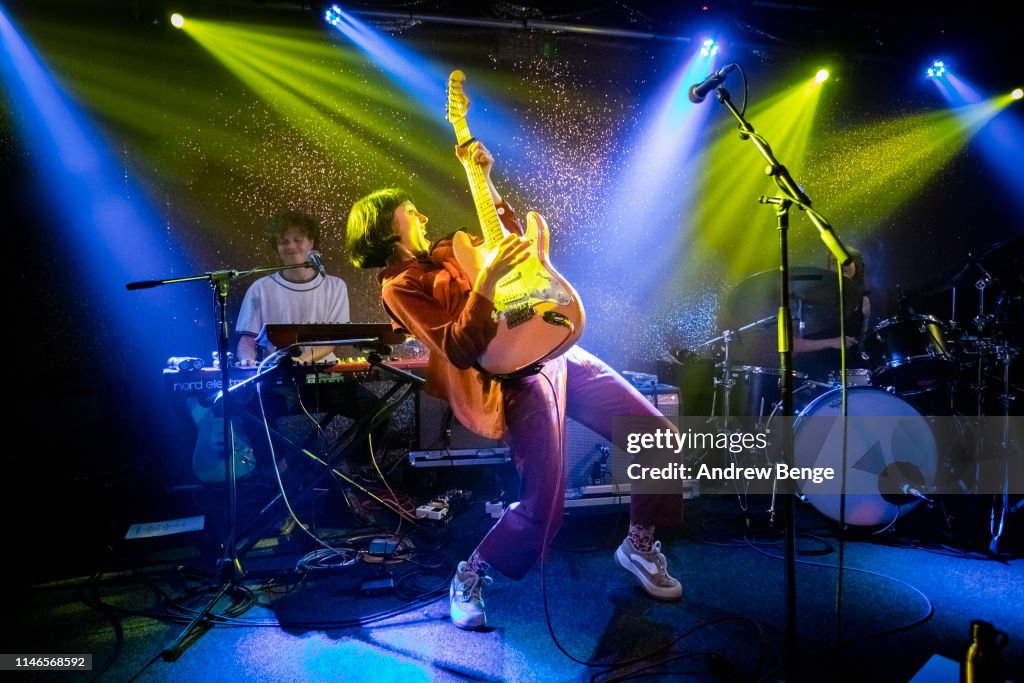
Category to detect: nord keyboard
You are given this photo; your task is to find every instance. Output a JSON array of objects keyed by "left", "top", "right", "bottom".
[
  {"left": 164, "top": 366, "right": 258, "bottom": 398},
  {"left": 164, "top": 356, "right": 428, "bottom": 399}
]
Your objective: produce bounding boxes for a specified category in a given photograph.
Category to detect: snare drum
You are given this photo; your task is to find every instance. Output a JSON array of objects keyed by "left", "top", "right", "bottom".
[
  {"left": 791, "top": 386, "right": 938, "bottom": 526},
  {"left": 863, "top": 314, "right": 954, "bottom": 394},
  {"left": 716, "top": 365, "right": 807, "bottom": 418}
]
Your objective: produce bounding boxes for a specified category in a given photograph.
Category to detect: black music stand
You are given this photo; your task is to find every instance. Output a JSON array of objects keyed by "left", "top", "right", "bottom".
[
  {"left": 126, "top": 258, "right": 330, "bottom": 661},
  {"left": 704, "top": 67, "right": 851, "bottom": 679}
]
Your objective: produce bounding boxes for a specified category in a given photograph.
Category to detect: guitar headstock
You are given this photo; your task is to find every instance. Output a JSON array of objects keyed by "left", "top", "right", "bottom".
[{"left": 446, "top": 70, "right": 469, "bottom": 124}]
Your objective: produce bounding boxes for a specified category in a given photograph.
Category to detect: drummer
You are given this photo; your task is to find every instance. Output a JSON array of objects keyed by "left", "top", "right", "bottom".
[{"left": 793, "top": 246, "right": 872, "bottom": 383}]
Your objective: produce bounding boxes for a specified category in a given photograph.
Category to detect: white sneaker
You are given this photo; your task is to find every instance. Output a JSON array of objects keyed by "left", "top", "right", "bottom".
[
  {"left": 615, "top": 538, "right": 682, "bottom": 601},
  {"left": 449, "top": 562, "right": 492, "bottom": 629}
]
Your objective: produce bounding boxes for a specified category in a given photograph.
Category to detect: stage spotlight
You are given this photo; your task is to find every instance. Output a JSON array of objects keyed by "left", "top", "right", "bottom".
[
  {"left": 815, "top": 68, "right": 829, "bottom": 84},
  {"left": 170, "top": 13, "right": 185, "bottom": 29},
  {"left": 700, "top": 38, "right": 718, "bottom": 57},
  {"left": 324, "top": 4, "right": 343, "bottom": 26},
  {"left": 1012, "top": 88, "right": 1023, "bottom": 100},
  {"left": 926, "top": 60, "right": 946, "bottom": 78}
]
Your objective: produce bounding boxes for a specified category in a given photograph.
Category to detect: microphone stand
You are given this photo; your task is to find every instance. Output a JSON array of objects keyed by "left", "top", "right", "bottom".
[
  {"left": 125, "top": 256, "right": 322, "bottom": 661},
  {"left": 708, "top": 81, "right": 851, "bottom": 680}
]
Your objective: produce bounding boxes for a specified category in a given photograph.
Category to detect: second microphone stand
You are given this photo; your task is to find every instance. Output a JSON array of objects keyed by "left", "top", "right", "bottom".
[{"left": 708, "top": 73, "right": 852, "bottom": 680}]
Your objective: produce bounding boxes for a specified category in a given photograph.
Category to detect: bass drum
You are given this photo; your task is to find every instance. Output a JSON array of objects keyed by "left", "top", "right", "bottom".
[{"left": 792, "top": 386, "right": 938, "bottom": 527}]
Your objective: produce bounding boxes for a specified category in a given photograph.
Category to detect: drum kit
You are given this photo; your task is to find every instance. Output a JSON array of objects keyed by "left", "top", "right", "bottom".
[{"left": 675, "top": 239, "right": 1022, "bottom": 532}]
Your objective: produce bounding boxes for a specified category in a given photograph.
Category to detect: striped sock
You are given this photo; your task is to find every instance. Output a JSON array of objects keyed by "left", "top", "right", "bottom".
[{"left": 628, "top": 523, "right": 655, "bottom": 553}]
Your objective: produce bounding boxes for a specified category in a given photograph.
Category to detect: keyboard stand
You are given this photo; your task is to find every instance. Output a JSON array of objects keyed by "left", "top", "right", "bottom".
[{"left": 230, "top": 354, "right": 424, "bottom": 558}]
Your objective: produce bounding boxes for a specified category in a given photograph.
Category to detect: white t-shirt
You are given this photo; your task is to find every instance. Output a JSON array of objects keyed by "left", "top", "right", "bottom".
[{"left": 236, "top": 272, "right": 350, "bottom": 359}]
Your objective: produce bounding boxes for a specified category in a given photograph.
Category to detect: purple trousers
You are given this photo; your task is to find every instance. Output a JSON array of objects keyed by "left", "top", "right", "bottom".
[{"left": 475, "top": 347, "right": 682, "bottom": 580}]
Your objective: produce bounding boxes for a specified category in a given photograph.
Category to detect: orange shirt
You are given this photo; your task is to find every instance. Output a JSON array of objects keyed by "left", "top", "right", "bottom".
[{"left": 378, "top": 204, "right": 523, "bottom": 440}]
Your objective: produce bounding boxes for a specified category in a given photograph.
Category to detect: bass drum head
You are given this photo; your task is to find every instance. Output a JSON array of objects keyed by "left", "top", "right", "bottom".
[{"left": 792, "top": 387, "right": 938, "bottom": 527}]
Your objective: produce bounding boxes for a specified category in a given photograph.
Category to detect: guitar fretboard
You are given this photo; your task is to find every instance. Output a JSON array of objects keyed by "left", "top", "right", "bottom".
[{"left": 450, "top": 116, "right": 507, "bottom": 248}]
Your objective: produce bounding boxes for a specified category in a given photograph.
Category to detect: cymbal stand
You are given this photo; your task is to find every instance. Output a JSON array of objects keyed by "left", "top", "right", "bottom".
[
  {"left": 709, "top": 72, "right": 851, "bottom": 679},
  {"left": 697, "top": 316, "right": 777, "bottom": 435},
  {"left": 713, "top": 329, "right": 736, "bottom": 434},
  {"left": 988, "top": 343, "right": 1018, "bottom": 554},
  {"left": 972, "top": 263, "right": 996, "bottom": 335}
]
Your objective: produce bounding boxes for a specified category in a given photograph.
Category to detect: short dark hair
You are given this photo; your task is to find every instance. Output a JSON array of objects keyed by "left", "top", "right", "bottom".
[
  {"left": 346, "top": 188, "right": 410, "bottom": 269},
  {"left": 263, "top": 210, "right": 320, "bottom": 252},
  {"left": 827, "top": 246, "right": 866, "bottom": 290}
]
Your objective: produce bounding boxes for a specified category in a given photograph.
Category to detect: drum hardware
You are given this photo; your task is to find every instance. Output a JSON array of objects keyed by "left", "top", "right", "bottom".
[
  {"left": 985, "top": 342, "right": 1019, "bottom": 554},
  {"left": 715, "top": 364, "right": 810, "bottom": 424},
  {"left": 695, "top": 315, "right": 777, "bottom": 433},
  {"left": 900, "top": 238, "right": 1022, "bottom": 549},
  {"left": 827, "top": 368, "right": 872, "bottom": 387}
]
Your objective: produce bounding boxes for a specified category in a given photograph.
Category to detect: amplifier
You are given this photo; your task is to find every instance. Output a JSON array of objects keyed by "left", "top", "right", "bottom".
[
  {"left": 408, "top": 392, "right": 510, "bottom": 467},
  {"left": 407, "top": 383, "right": 696, "bottom": 509},
  {"left": 565, "top": 383, "right": 696, "bottom": 509}
]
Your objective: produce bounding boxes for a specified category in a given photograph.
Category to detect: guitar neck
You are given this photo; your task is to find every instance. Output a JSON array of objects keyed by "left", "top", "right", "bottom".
[{"left": 451, "top": 117, "right": 506, "bottom": 248}]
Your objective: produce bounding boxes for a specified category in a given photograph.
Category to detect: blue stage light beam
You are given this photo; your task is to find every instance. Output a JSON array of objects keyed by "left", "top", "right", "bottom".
[
  {"left": 598, "top": 42, "right": 717, "bottom": 270},
  {"left": 942, "top": 70, "right": 1024, "bottom": 217},
  {"left": 322, "top": 5, "right": 529, "bottom": 168},
  {"left": 324, "top": 6, "right": 439, "bottom": 110},
  {"left": 568, "top": 41, "right": 719, "bottom": 359},
  {"left": 0, "top": 8, "right": 209, "bottom": 369},
  {"left": 945, "top": 71, "right": 984, "bottom": 104}
]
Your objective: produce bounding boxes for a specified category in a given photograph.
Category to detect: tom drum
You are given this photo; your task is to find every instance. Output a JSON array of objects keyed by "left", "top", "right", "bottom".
[{"left": 863, "top": 314, "right": 954, "bottom": 395}]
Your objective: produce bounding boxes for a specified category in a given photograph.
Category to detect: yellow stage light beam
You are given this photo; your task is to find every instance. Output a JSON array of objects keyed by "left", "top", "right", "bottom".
[
  {"left": 689, "top": 73, "right": 827, "bottom": 282},
  {"left": 804, "top": 96, "right": 1008, "bottom": 228},
  {"left": 181, "top": 18, "right": 452, "bottom": 190}
]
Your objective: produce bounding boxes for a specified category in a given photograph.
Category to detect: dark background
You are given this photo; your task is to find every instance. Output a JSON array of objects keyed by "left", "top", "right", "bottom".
[{"left": 2, "top": 1, "right": 1021, "bottom": 547}]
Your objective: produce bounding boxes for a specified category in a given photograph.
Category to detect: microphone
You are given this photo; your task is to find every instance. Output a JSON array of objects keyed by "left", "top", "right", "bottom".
[
  {"left": 688, "top": 63, "right": 737, "bottom": 103},
  {"left": 307, "top": 250, "right": 326, "bottom": 275},
  {"left": 899, "top": 483, "right": 936, "bottom": 508}
]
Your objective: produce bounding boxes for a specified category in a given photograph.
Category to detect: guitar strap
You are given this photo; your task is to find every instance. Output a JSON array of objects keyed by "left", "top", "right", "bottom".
[{"left": 480, "top": 361, "right": 546, "bottom": 382}]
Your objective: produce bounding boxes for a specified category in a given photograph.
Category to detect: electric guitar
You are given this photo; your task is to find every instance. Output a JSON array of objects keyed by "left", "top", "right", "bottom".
[
  {"left": 445, "top": 70, "right": 585, "bottom": 376},
  {"left": 187, "top": 397, "right": 257, "bottom": 483}
]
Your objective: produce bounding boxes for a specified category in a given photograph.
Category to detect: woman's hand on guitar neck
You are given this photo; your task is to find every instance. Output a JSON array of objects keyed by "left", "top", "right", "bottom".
[
  {"left": 456, "top": 140, "right": 494, "bottom": 176},
  {"left": 457, "top": 140, "right": 504, "bottom": 206},
  {"left": 474, "top": 234, "right": 531, "bottom": 303}
]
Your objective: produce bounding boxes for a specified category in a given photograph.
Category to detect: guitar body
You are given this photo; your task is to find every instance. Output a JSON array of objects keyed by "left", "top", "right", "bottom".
[
  {"left": 187, "top": 397, "right": 257, "bottom": 483},
  {"left": 453, "top": 210, "right": 585, "bottom": 376},
  {"left": 446, "top": 70, "right": 586, "bottom": 376}
]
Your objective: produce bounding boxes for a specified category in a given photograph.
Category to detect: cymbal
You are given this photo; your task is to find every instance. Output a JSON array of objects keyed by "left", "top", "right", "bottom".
[
  {"left": 981, "top": 235, "right": 1023, "bottom": 286},
  {"left": 727, "top": 267, "right": 862, "bottom": 336},
  {"left": 918, "top": 253, "right": 986, "bottom": 295},
  {"left": 919, "top": 236, "right": 1023, "bottom": 295}
]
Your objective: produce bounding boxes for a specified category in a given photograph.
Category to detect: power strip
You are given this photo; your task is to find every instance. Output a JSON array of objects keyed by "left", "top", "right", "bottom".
[{"left": 415, "top": 503, "right": 448, "bottom": 520}]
